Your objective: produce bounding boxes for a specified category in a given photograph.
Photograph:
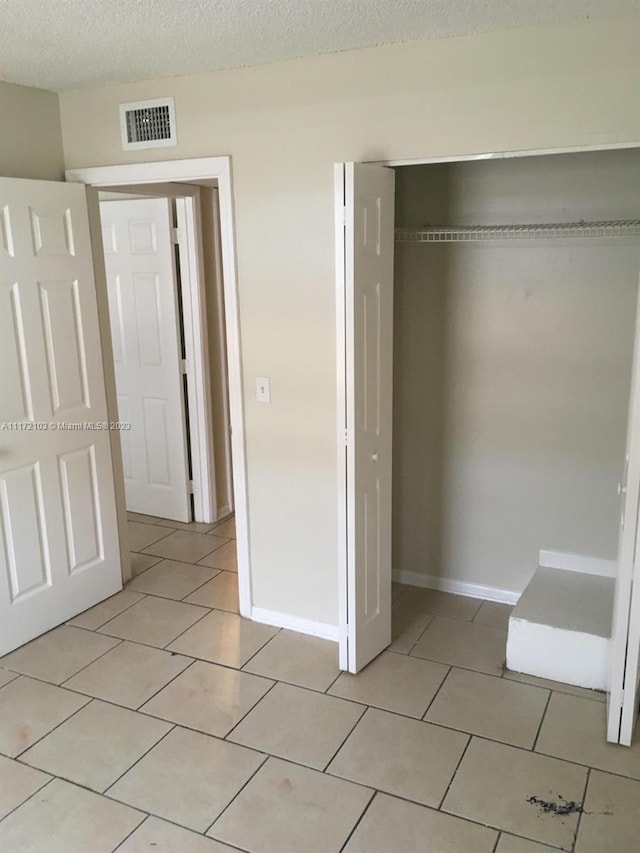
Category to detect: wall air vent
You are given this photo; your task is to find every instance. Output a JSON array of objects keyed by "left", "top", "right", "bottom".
[{"left": 119, "top": 98, "right": 177, "bottom": 151}]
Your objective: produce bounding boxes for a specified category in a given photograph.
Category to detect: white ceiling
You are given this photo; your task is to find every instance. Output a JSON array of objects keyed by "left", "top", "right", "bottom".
[{"left": 1, "top": 0, "right": 638, "bottom": 92}]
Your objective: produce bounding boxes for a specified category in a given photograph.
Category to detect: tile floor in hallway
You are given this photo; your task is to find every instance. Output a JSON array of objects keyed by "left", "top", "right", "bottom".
[{"left": 1, "top": 517, "right": 640, "bottom": 851}]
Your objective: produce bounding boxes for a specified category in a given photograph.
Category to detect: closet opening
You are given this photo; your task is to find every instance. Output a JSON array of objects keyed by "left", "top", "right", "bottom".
[{"left": 336, "top": 146, "right": 640, "bottom": 745}]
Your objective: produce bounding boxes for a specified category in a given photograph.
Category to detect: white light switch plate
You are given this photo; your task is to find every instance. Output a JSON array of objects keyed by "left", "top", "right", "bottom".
[{"left": 256, "top": 376, "right": 271, "bottom": 403}]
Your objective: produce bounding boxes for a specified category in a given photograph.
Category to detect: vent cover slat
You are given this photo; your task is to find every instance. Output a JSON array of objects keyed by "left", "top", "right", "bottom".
[{"left": 119, "top": 98, "right": 177, "bottom": 150}]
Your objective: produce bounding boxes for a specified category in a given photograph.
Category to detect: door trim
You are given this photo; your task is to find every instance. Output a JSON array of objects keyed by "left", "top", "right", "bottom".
[{"left": 66, "top": 157, "right": 251, "bottom": 619}]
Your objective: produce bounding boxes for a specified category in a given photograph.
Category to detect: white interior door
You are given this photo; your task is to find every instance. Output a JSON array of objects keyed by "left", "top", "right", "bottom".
[
  {"left": 0, "top": 177, "right": 123, "bottom": 656},
  {"left": 336, "top": 162, "right": 395, "bottom": 673},
  {"left": 100, "top": 198, "right": 191, "bottom": 522},
  {"left": 609, "top": 273, "right": 640, "bottom": 745}
]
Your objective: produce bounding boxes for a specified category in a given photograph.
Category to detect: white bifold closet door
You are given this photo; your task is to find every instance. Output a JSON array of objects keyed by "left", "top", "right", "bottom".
[
  {"left": 609, "top": 272, "right": 640, "bottom": 746},
  {"left": 336, "top": 162, "right": 395, "bottom": 673},
  {"left": 0, "top": 177, "right": 122, "bottom": 656},
  {"left": 100, "top": 198, "right": 191, "bottom": 523}
]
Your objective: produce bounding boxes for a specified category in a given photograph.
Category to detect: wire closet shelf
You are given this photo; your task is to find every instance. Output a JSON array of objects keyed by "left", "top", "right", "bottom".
[{"left": 395, "top": 219, "right": 640, "bottom": 243}]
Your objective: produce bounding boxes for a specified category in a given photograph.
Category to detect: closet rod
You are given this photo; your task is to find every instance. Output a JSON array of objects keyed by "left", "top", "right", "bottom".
[{"left": 396, "top": 219, "right": 640, "bottom": 243}]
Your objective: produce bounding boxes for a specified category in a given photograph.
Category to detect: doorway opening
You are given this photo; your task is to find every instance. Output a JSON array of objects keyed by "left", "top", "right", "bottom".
[{"left": 67, "top": 157, "right": 251, "bottom": 619}]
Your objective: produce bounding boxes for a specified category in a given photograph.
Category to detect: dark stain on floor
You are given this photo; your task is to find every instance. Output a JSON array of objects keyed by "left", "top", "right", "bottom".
[{"left": 527, "top": 794, "right": 584, "bottom": 818}]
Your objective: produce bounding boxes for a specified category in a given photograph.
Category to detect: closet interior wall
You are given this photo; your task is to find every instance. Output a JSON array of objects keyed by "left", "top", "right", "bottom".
[{"left": 392, "top": 150, "right": 640, "bottom": 598}]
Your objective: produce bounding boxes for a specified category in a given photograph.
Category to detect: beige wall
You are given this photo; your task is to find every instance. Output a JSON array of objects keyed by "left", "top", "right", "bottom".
[
  {"left": 58, "top": 14, "right": 640, "bottom": 626},
  {"left": 0, "top": 81, "right": 64, "bottom": 180},
  {"left": 393, "top": 151, "right": 640, "bottom": 595}
]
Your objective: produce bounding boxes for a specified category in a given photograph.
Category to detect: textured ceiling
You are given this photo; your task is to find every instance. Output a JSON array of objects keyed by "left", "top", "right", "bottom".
[{"left": 0, "top": 0, "right": 638, "bottom": 92}]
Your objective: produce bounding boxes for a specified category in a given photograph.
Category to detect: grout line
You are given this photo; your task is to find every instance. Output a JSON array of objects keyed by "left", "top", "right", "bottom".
[
  {"left": 12, "top": 695, "right": 96, "bottom": 761},
  {"left": 133, "top": 657, "right": 198, "bottom": 711},
  {"left": 491, "top": 831, "right": 502, "bottom": 853},
  {"left": 55, "top": 637, "right": 126, "bottom": 688},
  {"left": 321, "top": 703, "right": 369, "bottom": 772},
  {"left": 68, "top": 592, "right": 152, "bottom": 631},
  {"left": 203, "top": 753, "right": 270, "bottom": 838},
  {"left": 0, "top": 775, "right": 57, "bottom": 825},
  {"left": 178, "top": 569, "right": 224, "bottom": 601},
  {"left": 571, "top": 767, "right": 591, "bottom": 853},
  {"left": 103, "top": 724, "right": 178, "bottom": 795},
  {"left": 324, "top": 669, "right": 344, "bottom": 694},
  {"left": 436, "top": 732, "right": 472, "bottom": 810},
  {"left": 338, "top": 788, "right": 377, "bottom": 852},
  {"left": 531, "top": 690, "right": 553, "bottom": 752},
  {"left": 223, "top": 680, "right": 281, "bottom": 741},
  {"left": 111, "top": 813, "right": 151, "bottom": 852},
  {"left": 421, "top": 665, "right": 452, "bottom": 721},
  {"left": 235, "top": 628, "right": 283, "bottom": 672}
]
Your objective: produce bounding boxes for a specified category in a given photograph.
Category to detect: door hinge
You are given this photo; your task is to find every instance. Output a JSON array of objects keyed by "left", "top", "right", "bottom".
[
  {"left": 171, "top": 227, "right": 181, "bottom": 244},
  {"left": 180, "top": 358, "right": 188, "bottom": 375},
  {"left": 188, "top": 479, "right": 195, "bottom": 494},
  {"left": 344, "top": 428, "right": 348, "bottom": 446},
  {"left": 342, "top": 206, "right": 347, "bottom": 227}
]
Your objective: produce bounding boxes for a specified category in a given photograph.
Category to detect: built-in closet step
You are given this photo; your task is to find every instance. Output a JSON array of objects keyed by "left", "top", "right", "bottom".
[{"left": 506, "top": 566, "right": 614, "bottom": 691}]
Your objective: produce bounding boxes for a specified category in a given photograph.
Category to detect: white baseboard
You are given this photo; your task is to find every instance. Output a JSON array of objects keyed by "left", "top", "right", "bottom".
[
  {"left": 539, "top": 550, "right": 616, "bottom": 578},
  {"left": 392, "top": 569, "right": 520, "bottom": 605},
  {"left": 251, "top": 606, "right": 339, "bottom": 642}
]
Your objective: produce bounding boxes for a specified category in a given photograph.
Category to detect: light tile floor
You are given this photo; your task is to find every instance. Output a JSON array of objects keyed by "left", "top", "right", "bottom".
[{"left": 1, "top": 516, "right": 639, "bottom": 852}]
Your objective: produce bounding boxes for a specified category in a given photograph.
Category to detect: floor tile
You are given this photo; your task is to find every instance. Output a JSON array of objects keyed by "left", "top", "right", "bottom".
[
  {"left": 198, "top": 539, "right": 237, "bottom": 571},
  {"left": 130, "top": 552, "right": 162, "bottom": 577},
  {"left": 497, "top": 836, "right": 565, "bottom": 852},
  {"left": 503, "top": 670, "right": 606, "bottom": 703},
  {"left": 443, "top": 738, "right": 588, "bottom": 849},
  {"left": 411, "top": 616, "right": 507, "bottom": 676},
  {"left": 184, "top": 570, "right": 239, "bottom": 612},
  {"left": 389, "top": 602, "right": 433, "bottom": 653},
  {"left": 343, "top": 791, "right": 498, "bottom": 853},
  {"left": 142, "top": 660, "right": 273, "bottom": 737},
  {"left": 535, "top": 692, "right": 640, "bottom": 779},
  {"left": 109, "top": 726, "right": 264, "bottom": 832},
  {"left": 0, "top": 778, "right": 144, "bottom": 853},
  {"left": 0, "top": 625, "right": 119, "bottom": 684},
  {"left": 168, "top": 609, "right": 277, "bottom": 667},
  {"left": 128, "top": 521, "right": 173, "bottom": 552},
  {"left": 21, "top": 699, "right": 171, "bottom": 792},
  {"left": 328, "top": 707, "right": 468, "bottom": 807},
  {"left": 0, "top": 755, "right": 51, "bottom": 820},
  {"left": 229, "top": 682, "right": 364, "bottom": 770},
  {"left": 329, "top": 651, "right": 448, "bottom": 718},
  {"left": 575, "top": 770, "right": 640, "bottom": 853},
  {"left": 473, "top": 600, "right": 514, "bottom": 631},
  {"left": 210, "top": 757, "right": 373, "bottom": 853},
  {"left": 64, "top": 641, "right": 192, "bottom": 709},
  {"left": 98, "top": 595, "right": 208, "bottom": 647},
  {"left": 399, "top": 587, "right": 482, "bottom": 621},
  {"left": 425, "top": 668, "right": 549, "bottom": 748},
  {"left": 0, "top": 677, "right": 90, "bottom": 756},
  {"left": 67, "top": 590, "right": 145, "bottom": 629},
  {"left": 127, "top": 558, "right": 219, "bottom": 600},
  {"left": 211, "top": 517, "right": 235, "bottom": 539},
  {"left": 120, "top": 816, "right": 238, "bottom": 852},
  {"left": 0, "top": 668, "right": 18, "bottom": 689},
  {"left": 142, "top": 529, "right": 228, "bottom": 563},
  {"left": 243, "top": 629, "right": 339, "bottom": 691}
]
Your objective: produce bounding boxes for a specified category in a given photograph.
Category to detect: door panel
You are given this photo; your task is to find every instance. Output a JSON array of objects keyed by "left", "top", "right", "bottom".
[
  {"left": 99, "top": 198, "right": 190, "bottom": 522},
  {"left": 609, "top": 276, "right": 640, "bottom": 745},
  {"left": 339, "top": 162, "right": 395, "bottom": 673},
  {"left": 0, "top": 177, "right": 122, "bottom": 656}
]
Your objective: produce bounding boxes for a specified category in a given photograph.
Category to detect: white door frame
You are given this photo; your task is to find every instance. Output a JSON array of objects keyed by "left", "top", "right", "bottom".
[{"left": 67, "top": 157, "right": 251, "bottom": 618}]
